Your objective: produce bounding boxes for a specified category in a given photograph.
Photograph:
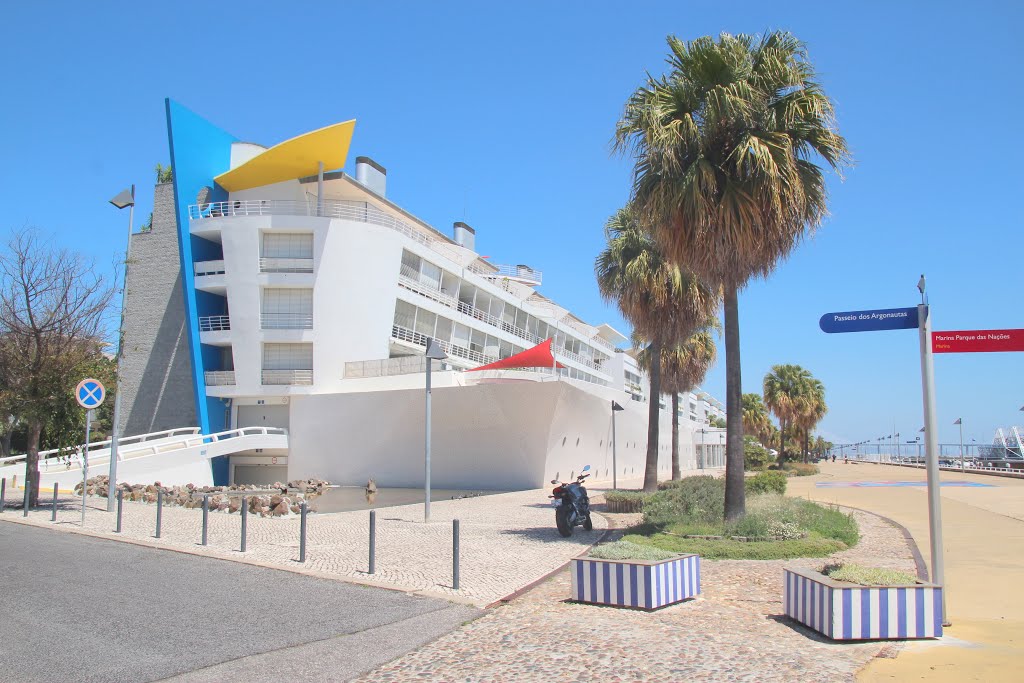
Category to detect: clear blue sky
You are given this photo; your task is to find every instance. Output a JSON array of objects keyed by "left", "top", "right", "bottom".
[{"left": 1, "top": 1, "right": 1021, "bottom": 446}]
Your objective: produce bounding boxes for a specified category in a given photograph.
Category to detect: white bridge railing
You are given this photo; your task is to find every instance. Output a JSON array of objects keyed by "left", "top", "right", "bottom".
[
  {"left": 0, "top": 426, "right": 288, "bottom": 475},
  {"left": 0, "top": 427, "right": 203, "bottom": 469}
]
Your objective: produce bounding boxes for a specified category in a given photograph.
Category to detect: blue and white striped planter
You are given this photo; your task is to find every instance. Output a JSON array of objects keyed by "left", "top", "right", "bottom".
[
  {"left": 783, "top": 568, "right": 943, "bottom": 640},
  {"left": 571, "top": 553, "right": 700, "bottom": 610}
]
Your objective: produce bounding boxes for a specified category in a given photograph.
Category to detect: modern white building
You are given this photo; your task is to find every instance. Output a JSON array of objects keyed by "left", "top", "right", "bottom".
[{"left": 102, "top": 101, "right": 728, "bottom": 489}]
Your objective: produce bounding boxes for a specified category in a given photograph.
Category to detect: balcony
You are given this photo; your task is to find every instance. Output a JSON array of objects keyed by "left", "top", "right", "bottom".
[
  {"left": 261, "top": 313, "right": 313, "bottom": 330},
  {"left": 199, "top": 315, "right": 230, "bottom": 332},
  {"left": 391, "top": 324, "right": 496, "bottom": 366},
  {"left": 204, "top": 370, "right": 236, "bottom": 386},
  {"left": 261, "top": 369, "right": 313, "bottom": 385},
  {"left": 260, "top": 257, "right": 313, "bottom": 273},
  {"left": 194, "top": 260, "right": 225, "bottom": 276}
]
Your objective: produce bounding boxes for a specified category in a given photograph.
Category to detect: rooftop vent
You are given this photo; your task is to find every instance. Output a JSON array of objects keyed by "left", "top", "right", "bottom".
[
  {"left": 355, "top": 157, "right": 386, "bottom": 197},
  {"left": 453, "top": 221, "right": 475, "bottom": 252}
]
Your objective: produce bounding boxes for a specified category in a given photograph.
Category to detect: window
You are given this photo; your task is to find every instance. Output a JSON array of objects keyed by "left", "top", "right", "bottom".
[
  {"left": 262, "top": 233, "right": 313, "bottom": 258},
  {"left": 400, "top": 250, "right": 421, "bottom": 277},
  {"left": 261, "top": 288, "right": 313, "bottom": 328},
  {"left": 394, "top": 300, "right": 416, "bottom": 329},
  {"left": 435, "top": 317, "right": 453, "bottom": 345},
  {"left": 415, "top": 309, "right": 437, "bottom": 337},
  {"left": 420, "top": 261, "right": 442, "bottom": 290},
  {"left": 452, "top": 323, "right": 471, "bottom": 350},
  {"left": 262, "top": 343, "right": 312, "bottom": 370}
]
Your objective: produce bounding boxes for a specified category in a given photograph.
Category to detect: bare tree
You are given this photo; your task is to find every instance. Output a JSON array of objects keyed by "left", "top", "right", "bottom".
[{"left": 0, "top": 228, "right": 114, "bottom": 505}]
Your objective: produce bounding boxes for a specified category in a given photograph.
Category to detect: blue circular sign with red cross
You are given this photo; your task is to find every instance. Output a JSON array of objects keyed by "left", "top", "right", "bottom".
[{"left": 75, "top": 379, "right": 105, "bottom": 409}]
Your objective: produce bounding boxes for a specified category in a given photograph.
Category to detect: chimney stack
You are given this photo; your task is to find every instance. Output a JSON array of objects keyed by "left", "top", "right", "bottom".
[
  {"left": 355, "top": 157, "right": 386, "bottom": 196},
  {"left": 453, "top": 222, "right": 475, "bottom": 251}
]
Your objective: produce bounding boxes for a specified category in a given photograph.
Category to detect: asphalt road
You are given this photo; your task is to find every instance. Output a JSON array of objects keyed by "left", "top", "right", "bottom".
[{"left": 0, "top": 523, "right": 480, "bottom": 682}]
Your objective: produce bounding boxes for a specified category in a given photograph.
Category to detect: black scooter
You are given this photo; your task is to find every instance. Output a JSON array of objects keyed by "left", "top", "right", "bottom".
[{"left": 549, "top": 464, "right": 593, "bottom": 537}]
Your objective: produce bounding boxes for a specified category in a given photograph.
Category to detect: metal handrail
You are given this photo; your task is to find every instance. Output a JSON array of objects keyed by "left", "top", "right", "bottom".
[
  {"left": 194, "top": 260, "right": 226, "bottom": 276},
  {"left": 260, "top": 313, "right": 313, "bottom": 330},
  {"left": 261, "top": 369, "right": 313, "bottom": 385},
  {"left": 199, "top": 315, "right": 231, "bottom": 332},
  {"left": 204, "top": 370, "right": 236, "bottom": 386},
  {"left": 260, "top": 257, "right": 313, "bottom": 273}
]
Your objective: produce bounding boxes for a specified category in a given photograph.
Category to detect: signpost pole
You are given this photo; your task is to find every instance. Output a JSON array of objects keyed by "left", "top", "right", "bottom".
[
  {"left": 918, "top": 302, "right": 949, "bottom": 625},
  {"left": 81, "top": 409, "right": 92, "bottom": 527}
]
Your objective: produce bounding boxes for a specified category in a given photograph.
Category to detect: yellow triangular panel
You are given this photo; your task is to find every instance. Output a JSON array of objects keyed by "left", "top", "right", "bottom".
[{"left": 215, "top": 119, "right": 356, "bottom": 192}]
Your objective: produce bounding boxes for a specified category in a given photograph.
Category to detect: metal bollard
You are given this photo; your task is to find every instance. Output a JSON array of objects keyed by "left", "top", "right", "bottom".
[
  {"left": 369, "top": 510, "right": 376, "bottom": 574},
  {"left": 1, "top": 477, "right": 6, "bottom": 513},
  {"left": 155, "top": 489, "right": 163, "bottom": 538},
  {"left": 240, "top": 496, "right": 247, "bottom": 552},
  {"left": 116, "top": 489, "right": 123, "bottom": 533},
  {"left": 51, "top": 483, "right": 58, "bottom": 522},
  {"left": 201, "top": 495, "right": 209, "bottom": 546},
  {"left": 23, "top": 477, "right": 31, "bottom": 517},
  {"left": 453, "top": 518, "right": 460, "bottom": 590},
  {"left": 299, "top": 501, "right": 308, "bottom": 563}
]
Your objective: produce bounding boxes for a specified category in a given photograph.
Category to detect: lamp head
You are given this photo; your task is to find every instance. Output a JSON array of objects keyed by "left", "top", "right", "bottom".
[
  {"left": 424, "top": 338, "right": 447, "bottom": 361},
  {"left": 109, "top": 188, "right": 135, "bottom": 209}
]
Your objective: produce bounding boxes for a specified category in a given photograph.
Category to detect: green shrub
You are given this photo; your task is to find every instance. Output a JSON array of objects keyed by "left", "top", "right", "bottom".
[
  {"left": 744, "top": 436, "right": 774, "bottom": 470},
  {"left": 642, "top": 476, "right": 724, "bottom": 528},
  {"left": 622, "top": 532, "right": 847, "bottom": 560},
  {"left": 587, "top": 540, "right": 676, "bottom": 561},
  {"left": 746, "top": 470, "right": 787, "bottom": 495},
  {"left": 784, "top": 462, "right": 820, "bottom": 477},
  {"left": 603, "top": 490, "right": 647, "bottom": 513},
  {"left": 821, "top": 563, "right": 917, "bottom": 586}
]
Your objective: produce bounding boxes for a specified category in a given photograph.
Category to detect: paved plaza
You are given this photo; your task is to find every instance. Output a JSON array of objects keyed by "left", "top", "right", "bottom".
[
  {"left": 0, "top": 480, "right": 611, "bottom": 606},
  {"left": 3, "top": 462, "right": 1022, "bottom": 681}
]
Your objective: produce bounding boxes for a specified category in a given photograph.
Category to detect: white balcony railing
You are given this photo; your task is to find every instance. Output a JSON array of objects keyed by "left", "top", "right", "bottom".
[
  {"left": 397, "top": 270, "right": 606, "bottom": 372},
  {"left": 195, "top": 260, "right": 226, "bottom": 276},
  {"left": 261, "top": 313, "right": 313, "bottom": 330},
  {"left": 391, "top": 324, "right": 497, "bottom": 366},
  {"left": 189, "top": 198, "right": 544, "bottom": 285},
  {"left": 260, "top": 257, "right": 313, "bottom": 273},
  {"left": 199, "top": 315, "right": 231, "bottom": 332},
  {"left": 261, "top": 369, "right": 313, "bottom": 385},
  {"left": 204, "top": 370, "right": 236, "bottom": 386}
]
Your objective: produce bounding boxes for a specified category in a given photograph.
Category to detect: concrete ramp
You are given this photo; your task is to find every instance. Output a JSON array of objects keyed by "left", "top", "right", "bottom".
[{"left": 0, "top": 427, "right": 288, "bottom": 491}]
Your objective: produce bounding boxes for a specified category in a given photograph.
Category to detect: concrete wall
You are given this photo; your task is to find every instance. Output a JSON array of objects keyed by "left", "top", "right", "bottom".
[
  {"left": 286, "top": 379, "right": 689, "bottom": 490},
  {"left": 119, "top": 182, "right": 197, "bottom": 436}
]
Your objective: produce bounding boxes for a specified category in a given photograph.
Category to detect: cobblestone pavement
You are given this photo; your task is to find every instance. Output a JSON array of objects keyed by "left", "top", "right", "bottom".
[
  {"left": 356, "top": 509, "right": 917, "bottom": 683},
  {"left": 0, "top": 486, "right": 610, "bottom": 606}
]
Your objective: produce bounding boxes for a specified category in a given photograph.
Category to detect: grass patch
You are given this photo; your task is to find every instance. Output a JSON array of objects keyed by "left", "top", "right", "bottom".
[
  {"left": 621, "top": 532, "right": 847, "bottom": 560},
  {"left": 587, "top": 540, "right": 676, "bottom": 561},
  {"left": 821, "top": 563, "right": 918, "bottom": 586}
]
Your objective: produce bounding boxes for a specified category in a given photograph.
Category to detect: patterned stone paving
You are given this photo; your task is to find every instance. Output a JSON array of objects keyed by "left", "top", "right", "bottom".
[{"left": 356, "top": 510, "right": 917, "bottom": 683}]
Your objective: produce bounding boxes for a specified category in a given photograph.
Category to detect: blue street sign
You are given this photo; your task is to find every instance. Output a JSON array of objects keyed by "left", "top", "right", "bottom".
[
  {"left": 76, "top": 379, "right": 106, "bottom": 409},
  {"left": 819, "top": 307, "right": 919, "bottom": 334}
]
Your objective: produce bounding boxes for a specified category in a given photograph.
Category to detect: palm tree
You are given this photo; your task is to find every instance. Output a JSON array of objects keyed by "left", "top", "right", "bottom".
[
  {"left": 637, "top": 325, "right": 718, "bottom": 480},
  {"left": 596, "top": 206, "right": 718, "bottom": 492},
  {"left": 615, "top": 32, "right": 849, "bottom": 519},
  {"left": 763, "top": 364, "right": 812, "bottom": 468},
  {"left": 742, "top": 393, "right": 772, "bottom": 445},
  {"left": 794, "top": 378, "right": 827, "bottom": 462}
]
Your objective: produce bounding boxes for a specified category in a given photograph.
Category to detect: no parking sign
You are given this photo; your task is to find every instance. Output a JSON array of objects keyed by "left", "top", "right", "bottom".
[{"left": 75, "top": 379, "right": 105, "bottom": 410}]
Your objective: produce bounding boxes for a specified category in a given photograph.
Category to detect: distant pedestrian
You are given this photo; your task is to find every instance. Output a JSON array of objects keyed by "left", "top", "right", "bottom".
[{"left": 832, "top": 454, "right": 836, "bottom": 463}]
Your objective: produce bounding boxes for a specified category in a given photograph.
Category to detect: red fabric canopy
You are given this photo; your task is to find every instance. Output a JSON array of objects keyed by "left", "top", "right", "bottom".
[{"left": 468, "top": 338, "right": 566, "bottom": 372}]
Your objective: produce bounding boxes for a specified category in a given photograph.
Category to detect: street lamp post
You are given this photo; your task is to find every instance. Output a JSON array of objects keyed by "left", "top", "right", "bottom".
[
  {"left": 423, "top": 337, "right": 447, "bottom": 522},
  {"left": 699, "top": 428, "right": 705, "bottom": 470},
  {"left": 106, "top": 186, "right": 135, "bottom": 512},
  {"left": 954, "top": 418, "right": 964, "bottom": 470},
  {"left": 611, "top": 401, "right": 624, "bottom": 489}
]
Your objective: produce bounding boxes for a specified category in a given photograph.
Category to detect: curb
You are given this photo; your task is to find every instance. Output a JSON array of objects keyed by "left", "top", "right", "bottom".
[{"left": 828, "top": 503, "right": 930, "bottom": 582}]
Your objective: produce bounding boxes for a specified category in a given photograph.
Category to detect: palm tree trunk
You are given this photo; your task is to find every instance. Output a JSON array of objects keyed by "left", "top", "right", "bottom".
[
  {"left": 24, "top": 419, "right": 42, "bottom": 507},
  {"left": 778, "top": 420, "right": 787, "bottom": 469},
  {"left": 642, "top": 340, "right": 661, "bottom": 493},
  {"left": 803, "top": 430, "right": 809, "bottom": 464},
  {"left": 723, "top": 284, "right": 745, "bottom": 521},
  {"left": 671, "top": 393, "right": 680, "bottom": 480}
]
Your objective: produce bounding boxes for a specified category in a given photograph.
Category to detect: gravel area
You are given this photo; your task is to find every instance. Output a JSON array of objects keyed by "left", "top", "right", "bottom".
[{"left": 356, "top": 508, "right": 916, "bottom": 683}]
